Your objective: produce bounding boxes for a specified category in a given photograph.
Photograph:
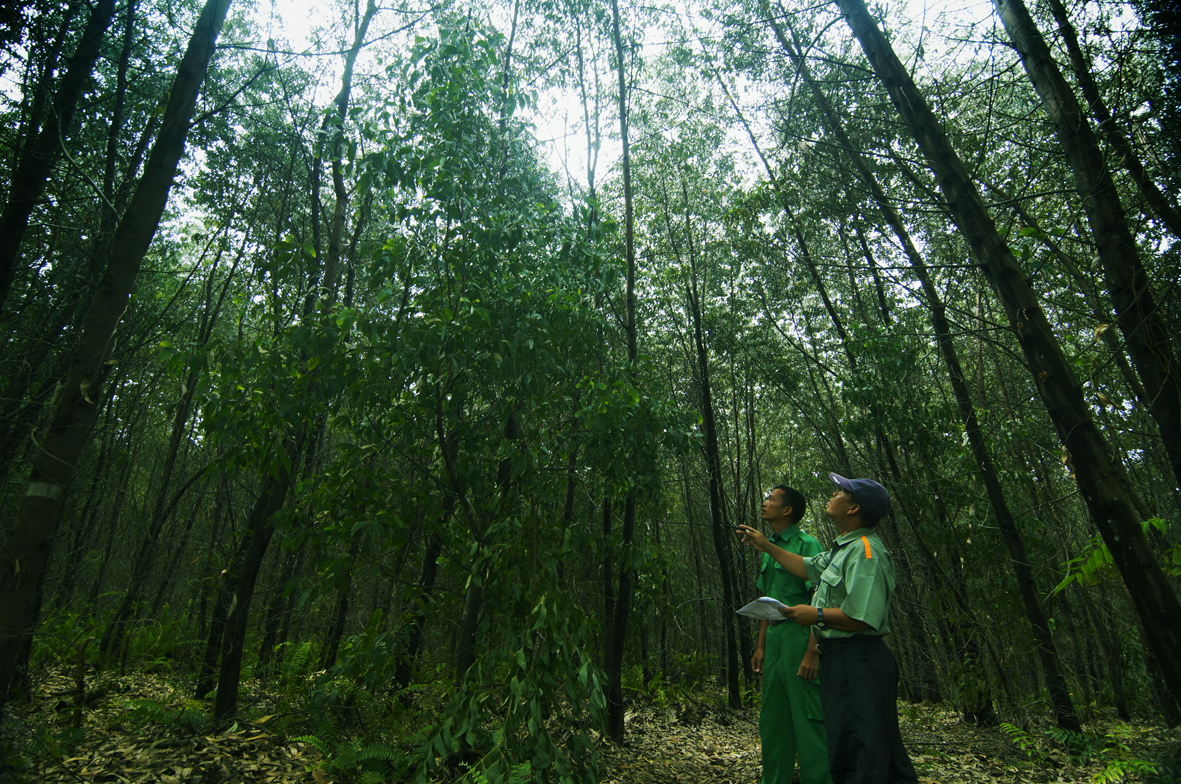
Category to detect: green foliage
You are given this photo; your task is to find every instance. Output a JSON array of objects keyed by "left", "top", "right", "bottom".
[
  {"left": 413, "top": 592, "right": 605, "bottom": 784},
  {"left": 468, "top": 760, "right": 533, "bottom": 784},
  {"left": 302, "top": 613, "right": 399, "bottom": 734},
  {"left": 1002, "top": 722, "right": 1165, "bottom": 781},
  {"left": 1046, "top": 727, "right": 1111, "bottom": 763},
  {"left": 1054, "top": 519, "right": 1181, "bottom": 595},
  {"left": 1001, "top": 722, "right": 1049, "bottom": 764},
  {"left": 28, "top": 610, "right": 98, "bottom": 671},
  {"left": 278, "top": 640, "right": 318, "bottom": 690},
  {"left": 121, "top": 614, "right": 192, "bottom": 673},
  {"left": 298, "top": 735, "right": 411, "bottom": 783},
  {"left": 629, "top": 665, "right": 724, "bottom": 711},
  {"left": 674, "top": 651, "right": 719, "bottom": 688},
  {"left": 1091, "top": 758, "right": 1160, "bottom": 784}
]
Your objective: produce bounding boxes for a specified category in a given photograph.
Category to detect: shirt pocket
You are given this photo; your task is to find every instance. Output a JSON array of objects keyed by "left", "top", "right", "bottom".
[{"left": 817, "top": 565, "right": 842, "bottom": 604}]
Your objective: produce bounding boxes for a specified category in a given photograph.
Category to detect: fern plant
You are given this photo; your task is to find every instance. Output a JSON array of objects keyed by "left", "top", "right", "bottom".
[
  {"left": 1092, "top": 758, "right": 1158, "bottom": 783},
  {"left": 1046, "top": 727, "right": 1109, "bottom": 763},
  {"left": 1001, "top": 722, "right": 1048, "bottom": 763},
  {"left": 295, "top": 735, "right": 410, "bottom": 783},
  {"left": 469, "top": 760, "right": 533, "bottom": 784}
]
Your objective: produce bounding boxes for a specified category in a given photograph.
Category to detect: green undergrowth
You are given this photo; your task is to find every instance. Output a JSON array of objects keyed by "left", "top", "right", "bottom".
[
  {"left": 9, "top": 605, "right": 1180, "bottom": 784},
  {"left": 1000, "top": 721, "right": 1180, "bottom": 783}
]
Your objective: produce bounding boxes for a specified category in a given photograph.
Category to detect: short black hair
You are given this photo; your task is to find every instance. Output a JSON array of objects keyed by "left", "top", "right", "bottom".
[{"left": 774, "top": 485, "right": 807, "bottom": 525}]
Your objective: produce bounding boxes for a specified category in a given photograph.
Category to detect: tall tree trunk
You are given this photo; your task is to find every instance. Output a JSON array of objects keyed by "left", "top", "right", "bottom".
[
  {"left": 195, "top": 538, "right": 246, "bottom": 700},
  {"left": 392, "top": 525, "right": 446, "bottom": 694},
  {"left": 320, "top": 533, "right": 361, "bottom": 671},
  {"left": 0, "top": 0, "right": 234, "bottom": 708},
  {"left": 993, "top": 0, "right": 1181, "bottom": 494},
  {"left": 53, "top": 378, "right": 120, "bottom": 608},
  {"left": 147, "top": 498, "right": 203, "bottom": 619},
  {"left": 761, "top": 12, "right": 1081, "bottom": 731},
  {"left": 605, "top": 0, "right": 639, "bottom": 740},
  {"left": 100, "top": 0, "right": 139, "bottom": 237},
  {"left": 213, "top": 436, "right": 302, "bottom": 721},
  {"left": 15, "top": 1, "right": 83, "bottom": 158},
  {"left": 319, "top": 0, "right": 377, "bottom": 307},
  {"left": 663, "top": 182, "right": 742, "bottom": 708},
  {"left": 1043, "top": 0, "right": 1181, "bottom": 237},
  {"left": 257, "top": 544, "right": 299, "bottom": 680},
  {"left": 101, "top": 243, "right": 241, "bottom": 654},
  {"left": 835, "top": 0, "right": 1181, "bottom": 707},
  {"left": 0, "top": 0, "right": 118, "bottom": 309}
]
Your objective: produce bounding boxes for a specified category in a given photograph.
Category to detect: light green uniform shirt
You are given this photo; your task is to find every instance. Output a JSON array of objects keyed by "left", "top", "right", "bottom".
[{"left": 802, "top": 528, "right": 895, "bottom": 640}]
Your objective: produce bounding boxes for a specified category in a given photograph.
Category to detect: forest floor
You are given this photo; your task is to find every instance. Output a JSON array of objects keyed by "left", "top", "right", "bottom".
[{"left": 3, "top": 669, "right": 1180, "bottom": 783}]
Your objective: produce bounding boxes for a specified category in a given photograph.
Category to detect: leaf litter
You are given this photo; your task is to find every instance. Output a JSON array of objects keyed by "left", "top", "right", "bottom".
[
  {"left": 7, "top": 671, "right": 1179, "bottom": 783},
  {"left": 596, "top": 699, "right": 1180, "bottom": 784}
]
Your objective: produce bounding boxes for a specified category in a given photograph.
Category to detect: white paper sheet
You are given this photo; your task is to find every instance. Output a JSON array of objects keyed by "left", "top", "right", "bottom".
[{"left": 736, "top": 596, "right": 789, "bottom": 621}]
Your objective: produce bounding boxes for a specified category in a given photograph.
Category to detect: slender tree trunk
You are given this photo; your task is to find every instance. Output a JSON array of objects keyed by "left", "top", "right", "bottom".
[
  {"left": 836, "top": 0, "right": 1181, "bottom": 707},
  {"left": 147, "top": 498, "right": 203, "bottom": 619},
  {"left": 213, "top": 436, "right": 301, "bottom": 721},
  {"left": 0, "top": 0, "right": 233, "bottom": 708},
  {"left": 257, "top": 544, "right": 297, "bottom": 680},
  {"left": 392, "top": 525, "right": 446, "bottom": 693},
  {"left": 319, "top": 0, "right": 377, "bottom": 307},
  {"left": 195, "top": 539, "right": 246, "bottom": 700},
  {"left": 320, "top": 533, "right": 361, "bottom": 670},
  {"left": 994, "top": 0, "right": 1181, "bottom": 494},
  {"left": 663, "top": 182, "right": 741, "bottom": 708},
  {"left": 0, "top": 0, "right": 118, "bottom": 309},
  {"left": 100, "top": 0, "right": 139, "bottom": 237},
  {"left": 52, "top": 375, "right": 120, "bottom": 607},
  {"left": 16, "top": 1, "right": 83, "bottom": 157},
  {"left": 1043, "top": 0, "right": 1181, "bottom": 237},
  {"left": 605, "top": 0, "right": 639, "bottom": 740}
]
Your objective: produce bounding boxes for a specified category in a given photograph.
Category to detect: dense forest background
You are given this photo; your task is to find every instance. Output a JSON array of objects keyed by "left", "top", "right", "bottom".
[{"left": 2, "top": 0, "right": 1180, "bottom": 779}]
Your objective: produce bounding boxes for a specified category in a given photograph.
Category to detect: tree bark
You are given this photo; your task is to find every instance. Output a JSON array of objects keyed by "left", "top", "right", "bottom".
[
  {"left": 320, "top": 533, "right": 361, "bottom": 670},
  {"left": 213, "top": 436, "right": 301, "bottom": 721},
  {"left": 993, "top": 0, "right": 1181, "bottom": 494},
  {"left": 0, "top": 0, "right": 118, "bottom": 309},
  {"left": 762, "top": 12, "right": 1081, "bottom": 730},
  {"left": 0, "top": 0, "right": 233, "bottom": 708},
  {"left": 605, "top": 0, "right": 640, "bottom": 740},
  {"left": 664, "top": 181, "right": 742, "bottom": 708},
  {"left": 835, "top": 0, "right": 1181, "bottom": 708},
  {"left": 392, "top": 525, "right": 446, "bottom": 694},
  {"left": 1043, "top": 0, "right": 1181, "bottom": 238},
  {"left": 101, "top": 0, "right": 139, "bottom": 238}
]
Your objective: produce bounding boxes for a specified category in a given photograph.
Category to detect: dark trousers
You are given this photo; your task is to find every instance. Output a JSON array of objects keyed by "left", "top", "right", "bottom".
[{"left": 818, "top": 635, "right": 918, "bottom": 784}]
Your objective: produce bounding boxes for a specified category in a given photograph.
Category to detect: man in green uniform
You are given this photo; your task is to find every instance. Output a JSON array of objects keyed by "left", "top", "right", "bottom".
[
  {"left": 750, "top": 485, "right": 831, "bottom": 784},
  {"left": 738, "top": 474, "right": 918, "bottom": 784}
]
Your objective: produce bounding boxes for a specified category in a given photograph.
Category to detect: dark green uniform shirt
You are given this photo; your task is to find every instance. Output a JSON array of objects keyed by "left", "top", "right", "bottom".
[
  {"left": 803, "top": 528, "right": 895, "bottom": 640},
  {"left": 758, "top": 525, "right": 823, "bottom": 605}
]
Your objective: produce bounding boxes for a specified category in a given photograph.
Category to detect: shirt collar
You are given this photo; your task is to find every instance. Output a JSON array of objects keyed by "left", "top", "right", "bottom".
[
  {"left": 832, "top": 528, "right": 872, "bottom": 548},
  {"left": 770, "top": 524, "right": 801, "bottom": 544}
]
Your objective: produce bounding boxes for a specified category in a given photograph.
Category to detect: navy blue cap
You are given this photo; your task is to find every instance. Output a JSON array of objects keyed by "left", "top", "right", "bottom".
[{"left": 830, "top": 473, "right": 891, "bottom": 522}]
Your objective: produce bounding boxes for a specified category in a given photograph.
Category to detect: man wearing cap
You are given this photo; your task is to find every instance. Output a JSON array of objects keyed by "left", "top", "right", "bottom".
[
  {"left": 737, "top": 474, "right": 918, "bottom": 784},
  {"left": 750, "top": 485, "right": 831, "bottom": 784}
]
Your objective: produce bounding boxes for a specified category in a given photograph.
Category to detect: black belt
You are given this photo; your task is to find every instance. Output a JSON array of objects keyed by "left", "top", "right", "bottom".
[{"left": 816, "top": 634, "right": 880, "bottom": 654}]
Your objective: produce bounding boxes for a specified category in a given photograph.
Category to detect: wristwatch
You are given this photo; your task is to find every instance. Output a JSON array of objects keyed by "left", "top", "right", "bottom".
[{"left": 816, "top": 607, "right": 826, "bottom": 628}]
